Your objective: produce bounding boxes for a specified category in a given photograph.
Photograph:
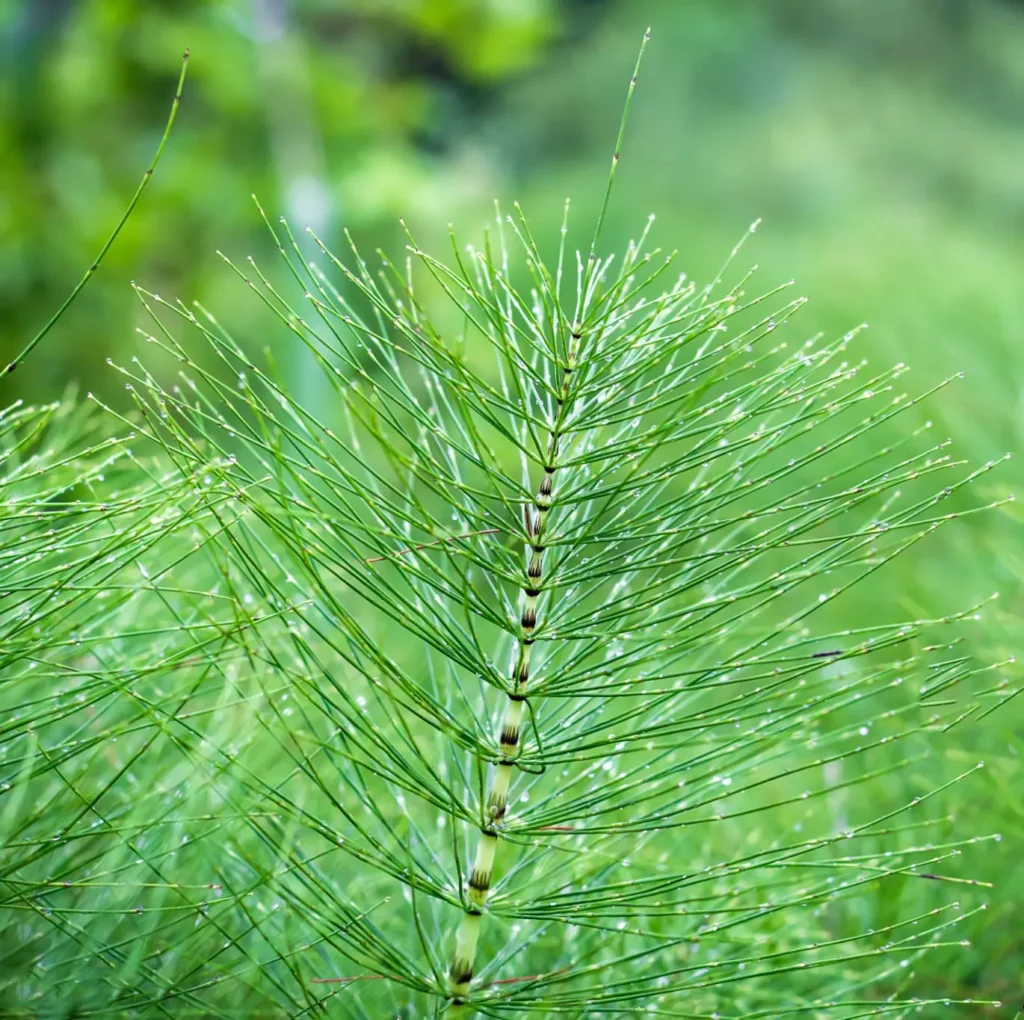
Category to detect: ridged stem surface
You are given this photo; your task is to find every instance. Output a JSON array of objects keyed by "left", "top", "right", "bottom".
[{"left": 446, "top": 360, "right": 575, "bottom": 1012}]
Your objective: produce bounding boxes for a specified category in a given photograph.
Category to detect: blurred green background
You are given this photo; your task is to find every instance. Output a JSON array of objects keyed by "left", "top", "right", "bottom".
[{"left": 2, "top": 0, "right": 1020, "bottom": 1009}]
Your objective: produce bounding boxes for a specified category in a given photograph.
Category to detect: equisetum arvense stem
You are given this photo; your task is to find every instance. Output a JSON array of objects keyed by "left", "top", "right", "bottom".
[{"left": 445, "top": 351, "right": 577, "bottom": 1013}]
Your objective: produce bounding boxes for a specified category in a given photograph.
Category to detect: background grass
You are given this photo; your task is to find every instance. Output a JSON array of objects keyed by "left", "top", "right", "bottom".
[{"left": 1, "top": 0, "right": 1020, "bottom": 1013}]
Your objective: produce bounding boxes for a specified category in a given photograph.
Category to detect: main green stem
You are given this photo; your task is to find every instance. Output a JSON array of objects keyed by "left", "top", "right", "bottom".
[{"left": 445, "top": 355, "right": 575, "bottom": 1013}]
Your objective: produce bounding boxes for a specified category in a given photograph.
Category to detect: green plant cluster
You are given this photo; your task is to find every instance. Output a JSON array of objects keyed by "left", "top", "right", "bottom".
[
  {"left": 1, "top": 63, "right": 1015, "bottom": 1013},
  {"left": 3, "top": 9, "right": 1021, "bottom": 1013}
]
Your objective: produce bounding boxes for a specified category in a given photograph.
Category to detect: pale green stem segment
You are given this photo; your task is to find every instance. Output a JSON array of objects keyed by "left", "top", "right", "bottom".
[
  {"left": 446, "top": 361, "right": 575, "bottom": 1013},
  {"left": 588, "top": 26, "right": 650, "bottom": 262}
]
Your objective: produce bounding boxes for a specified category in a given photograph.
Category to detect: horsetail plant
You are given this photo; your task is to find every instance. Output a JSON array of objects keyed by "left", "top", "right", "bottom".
[{"left": 1, "top": 33, "right": 1013, "bottom": 1018}]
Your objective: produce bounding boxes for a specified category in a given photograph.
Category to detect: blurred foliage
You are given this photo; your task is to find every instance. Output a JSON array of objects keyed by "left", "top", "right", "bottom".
[
  {"left": 1, "top": 0, "right": 1021, "bottom": 1009},
  {"left": 0, "top": 0, "right": 571, "bottom": 399}
]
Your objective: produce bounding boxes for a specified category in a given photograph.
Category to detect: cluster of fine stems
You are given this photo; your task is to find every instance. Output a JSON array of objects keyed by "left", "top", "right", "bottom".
[{"left": 0, "top": 34, "right": 1010, "bottom": 1019}]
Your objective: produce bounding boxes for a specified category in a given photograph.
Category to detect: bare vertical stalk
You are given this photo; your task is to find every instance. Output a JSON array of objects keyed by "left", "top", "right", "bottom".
[{"left": 3, "top": 51, "right": 189, "bottom": 378}]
